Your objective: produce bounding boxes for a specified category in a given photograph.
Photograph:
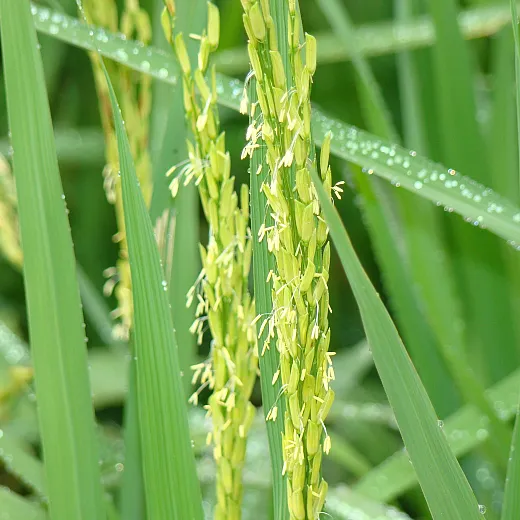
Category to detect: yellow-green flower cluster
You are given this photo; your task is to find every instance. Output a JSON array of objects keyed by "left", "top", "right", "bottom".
[
  {"left": 162, "top": 3, "right": 258, "bottom": 519},
  {"left": 0, "top": 365, "right": 33, "bottom": 423},
  {"left": 240, "top": 1, "right": 336, "bottom": 518},
  {"left": 83, "top": 0, "right": 152, "bottom": 340},
  {"left": 0, "top": 154, "right": 22, "bottom": 269}
]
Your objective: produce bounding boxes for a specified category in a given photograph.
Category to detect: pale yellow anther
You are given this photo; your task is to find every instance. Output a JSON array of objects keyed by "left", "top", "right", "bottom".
[
  {"left": 168, "top": 176, "right": 180, "bottom": 197},
  {"left": 240, "top": 91, "right": 249, "bottom": 115}
]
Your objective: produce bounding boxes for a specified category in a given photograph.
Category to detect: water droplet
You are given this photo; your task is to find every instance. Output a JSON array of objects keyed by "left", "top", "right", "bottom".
[
  {"left": 414, "top": 181, "right": 423, "bottom": 190},
  {"left": 476, "top": 428, "right": 489, "bottom": 441},
  {"left": 438, "top": 420, "right": 444, "bottom": 428},
  {"left": 478, "top": 504, "right": 486, "bottom": 514}
]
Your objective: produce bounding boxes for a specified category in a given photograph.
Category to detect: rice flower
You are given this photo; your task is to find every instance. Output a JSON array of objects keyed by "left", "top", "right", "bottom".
[
  {"left": 162, "top": 3, "right": 258, "bottom": 519},
  {"left": 240, "top": 1, "right": 336, "bottom": 518}
]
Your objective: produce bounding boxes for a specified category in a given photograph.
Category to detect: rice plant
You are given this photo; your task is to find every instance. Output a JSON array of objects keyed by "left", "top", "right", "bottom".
[{"left": 1, "top": 0, "right": 520, "bottom": 519}]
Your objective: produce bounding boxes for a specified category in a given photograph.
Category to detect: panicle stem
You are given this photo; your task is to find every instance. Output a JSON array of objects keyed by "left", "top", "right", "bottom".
[{"left": 163, "top": 3, "right": 259, "bottom": 519}]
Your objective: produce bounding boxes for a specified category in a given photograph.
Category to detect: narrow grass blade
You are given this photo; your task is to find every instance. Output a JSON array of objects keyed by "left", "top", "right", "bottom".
[
  {"left": 317, "top": 0, "right": 458, "bottom": 415},
  {"left": 249, "top": 79, "right": 288, "bottom": 520},
  {"left": 213, "top": 3, "right": 515, "bottom": 74},
  {"left": 119, "top": 357, "right": 145, "bottom": 520},
  {"left": 512, "top": 0, "right": 520, "bottom": 186},
  {"left": 490, "top": 27, "right": 520, "bottom": 364},
  {"left": 0, "top": 487, "right": 47, "bottom": 520},
  {"left": 310, "top": 167, "right": 483, "bottom": 519},
  {"left": 33, "top": 7, "right": 520, "bottom": 245},
  {"left": 98, "top": 54, "right": 204, "bottom": 520},
  {"left": 0, "top": 128, "right": 105, "bottom": 166},
  {"left": 148, "top": 0, "right": 205, "bottom": 397},
  {"left": 76, "top": 262, "right": 117, "bottom": 346},
  {"left": 395, "top": 0, "right": 464, "bottom": 364},
  {"left": 316, "top": 0, "right": 395, "bottom": 138},
  {"left": 426, "top": 0, "right": 517, "bottom": 384},
  {"left": 356, "top": 366, "right": 520, "bottom": 502},
  {"left": 0, "top": 432, "right": 46, "bottom": 498},
  {"left": 395, "top": 0, "right": 512, "bottom": 469},
  {"left": 0, "top": 1, "right": 105, "bottom": 518},
  {"left": 88, "top": 347, "right": 128, "bottom": 408},
  {"left": 502, "top": 397, "right": 520, "bottom": 520}
]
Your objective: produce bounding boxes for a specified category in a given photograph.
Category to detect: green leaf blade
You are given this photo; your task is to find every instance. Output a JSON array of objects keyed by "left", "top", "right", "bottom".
[
  {"left": 309, "top": 167, "right": 483, "bottom": 520},
  {"left": 356, "top": 366, "right": 520, "bottom": 502},
  {"left": 249, "top": 80, "right": 288, "bottom": 520},
  {"left": 513, "top": 0, "right": 520, "bottom": 200},
  {"left": 101, "top": 59, "right": 204, "bottom": 520},
  {"left": 0, "top": 432, "right": 46, "bottom": 499},
  {"left": 0, "top": 1, "right": 105, "bottom": 518},
  {"left": 33, "top": 7, "right": 520, "bottom": 246},
  {"left": 0, "top": 487, "right": 47, "bottom": 520},
  {"left": 502, "top": 398, "right": 520, "bottom": 520}
]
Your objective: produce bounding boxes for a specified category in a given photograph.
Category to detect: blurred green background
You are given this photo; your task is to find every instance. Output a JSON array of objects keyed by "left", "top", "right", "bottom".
[{"left": 1, "top": 0, "right": 519, "bottom": 518}]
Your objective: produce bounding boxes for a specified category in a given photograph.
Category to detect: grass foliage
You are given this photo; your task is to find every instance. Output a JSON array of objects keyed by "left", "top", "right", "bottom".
[{"left": 1, "top": 0, "right": 520, "bottom": 519}]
